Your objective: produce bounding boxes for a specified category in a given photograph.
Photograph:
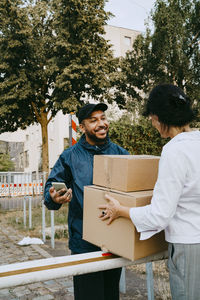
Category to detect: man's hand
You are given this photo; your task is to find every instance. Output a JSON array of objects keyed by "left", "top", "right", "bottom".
[{"left": 49, "top": 186, "right": 72, "bottom": 204}]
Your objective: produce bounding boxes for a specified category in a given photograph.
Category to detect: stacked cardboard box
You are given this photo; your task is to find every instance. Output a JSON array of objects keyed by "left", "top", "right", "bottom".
[{"left": 83, "top": 155, "right": 168, "bottom": 261}]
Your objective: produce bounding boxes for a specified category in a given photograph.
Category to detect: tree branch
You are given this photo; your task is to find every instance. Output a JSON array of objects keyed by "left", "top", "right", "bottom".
[
  {"left": 31, "top": 101, "right": 42, "bottom": 124},
  {"left": 47, "top": 114, "right": 53, "bottom": 125}
]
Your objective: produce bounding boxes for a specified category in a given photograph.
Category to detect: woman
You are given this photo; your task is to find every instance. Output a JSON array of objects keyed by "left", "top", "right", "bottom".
[{"left": 99, "top": 84, "right": 200, "bottom": 300}]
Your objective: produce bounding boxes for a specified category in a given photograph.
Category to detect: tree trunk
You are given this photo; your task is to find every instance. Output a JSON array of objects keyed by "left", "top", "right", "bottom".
[{"left": 40, "top": 112, "right": 49, "bottom": 175}]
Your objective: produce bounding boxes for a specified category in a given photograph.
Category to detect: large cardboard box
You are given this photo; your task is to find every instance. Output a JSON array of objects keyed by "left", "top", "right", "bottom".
[
  {"left": 83, "top": 185, "right": 167, "bottom": 261},
  {"left": 93, "top": 155, "right": 160, "bottom": 192}
]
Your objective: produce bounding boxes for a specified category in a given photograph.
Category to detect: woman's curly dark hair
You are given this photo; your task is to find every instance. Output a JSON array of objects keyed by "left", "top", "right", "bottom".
[{"left": 143, "top": 84, "right": 196, "bottom": 127}]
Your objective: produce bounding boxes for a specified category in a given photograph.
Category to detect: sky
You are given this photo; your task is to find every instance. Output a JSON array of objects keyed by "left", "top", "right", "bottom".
[{"left": 105, "top": 0, "right": 156, "bottom": 32}]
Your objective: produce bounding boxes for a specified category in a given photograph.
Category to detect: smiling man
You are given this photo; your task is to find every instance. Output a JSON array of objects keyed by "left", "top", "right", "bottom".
[{"left": 44, "top": 103, "right": 129, "bottom": 300}]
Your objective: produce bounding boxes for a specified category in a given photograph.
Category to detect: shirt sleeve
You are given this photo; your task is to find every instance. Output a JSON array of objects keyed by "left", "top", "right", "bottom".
[{"left": 129, "top": 148, "right": 187, "bottom": 240}]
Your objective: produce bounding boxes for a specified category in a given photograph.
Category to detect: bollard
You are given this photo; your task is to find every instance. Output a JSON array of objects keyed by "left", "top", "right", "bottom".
[
  {"left": 28, "top": 196, "right": 32, "bottom": 229},
  {"left": 23, "top": 196, "right": 27, "bottom": 228},
  {"left": 51, "top": 210, "right": 55, "bottom": 249},
  {"left": 146, "top": 262, "right": 154, "bottom": 300},
  {"left": 42, "top": 200, "right": 46, "bottom": 242},
  {"left": 119, "top": 266, "right": 126, "bottom": 294}
]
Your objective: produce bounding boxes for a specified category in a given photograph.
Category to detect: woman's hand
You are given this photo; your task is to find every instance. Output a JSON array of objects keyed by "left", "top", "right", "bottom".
[
  {"left": 99, "top": 194, "right": 120, "bottom": 224},
  {"left": 99, "top": 194, "right": 129, "bottom": 225}
]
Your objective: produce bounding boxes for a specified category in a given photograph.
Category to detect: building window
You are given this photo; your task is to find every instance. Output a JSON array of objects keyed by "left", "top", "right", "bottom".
[{"left": 124, "top": 36, "right": 131, "bottom": 46}]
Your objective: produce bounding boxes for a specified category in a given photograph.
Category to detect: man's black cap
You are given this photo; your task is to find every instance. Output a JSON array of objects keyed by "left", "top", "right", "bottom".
[{"left": 78, "top": 103, "right": 108, "bottom": 124}]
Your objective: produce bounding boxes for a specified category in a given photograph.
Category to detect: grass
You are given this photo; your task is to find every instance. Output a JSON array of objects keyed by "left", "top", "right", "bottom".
[
  {"left": 0, "top": 202, "right": 69, "bottom": 239},
  {"left": 128, "top": 260, "right": 171, "bottom": 299}
]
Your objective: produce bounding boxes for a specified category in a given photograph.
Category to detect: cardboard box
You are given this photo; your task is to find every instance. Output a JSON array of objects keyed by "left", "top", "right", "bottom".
[
  {"left": 93, "top": 155, "right": 160, "bottom": 192},
  {"left": 83, "top": 185, "right": 167, "bottom": 261}
]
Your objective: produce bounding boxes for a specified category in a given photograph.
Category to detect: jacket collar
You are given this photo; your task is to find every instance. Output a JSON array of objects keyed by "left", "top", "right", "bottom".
[{"left": 79, "top": 134, "right": 111, "bottom": 152}]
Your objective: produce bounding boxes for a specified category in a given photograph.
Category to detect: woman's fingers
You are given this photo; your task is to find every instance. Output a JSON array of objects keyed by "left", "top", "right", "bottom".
[
  {"left": 105, "top": 194, "right": 115, "bottom": 202},
  {"left": 98, "top": 194, "right": 120, "bottom": 224},
  {"left": 99, "top": 210, "right": 114, "bottom": 224},
  {"left": 99, "top": 205, "right": 107, "bottom": 209},
  {"left": 99, "top": 209, "right": 108, "bottom": 219}
]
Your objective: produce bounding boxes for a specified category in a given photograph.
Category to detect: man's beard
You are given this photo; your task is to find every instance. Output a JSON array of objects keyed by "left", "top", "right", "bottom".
[{"left": 85, "top": 128, "right": 108, "bottom": 144}]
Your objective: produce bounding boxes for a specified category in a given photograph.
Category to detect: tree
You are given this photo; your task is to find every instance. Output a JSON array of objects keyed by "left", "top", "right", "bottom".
[
  {"left": 0, "top": 0, "right": 115, "bottom": 173},
  {"left": 112, "top": 0, "right": 200, "bottom": 120},
  {"left": 0, "top": 153, "right": 14, "bottom": 171}
]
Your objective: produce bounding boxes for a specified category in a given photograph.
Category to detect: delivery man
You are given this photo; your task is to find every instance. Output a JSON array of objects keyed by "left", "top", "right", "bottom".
[{"left": 44, "top": 102, "right": 129, "bottom": 300}]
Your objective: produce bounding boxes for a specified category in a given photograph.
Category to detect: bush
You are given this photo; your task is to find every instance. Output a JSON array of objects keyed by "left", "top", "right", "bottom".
[
  {"left": 0, "top": 153, "right": 14, "bottom": 171},
  {"left": 109, "top": 116, "right": 169, "bottom": 156}
]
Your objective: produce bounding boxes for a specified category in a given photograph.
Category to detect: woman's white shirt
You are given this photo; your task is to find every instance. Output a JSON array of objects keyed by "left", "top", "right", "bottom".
[{"left": 129, "top": 130, "right": 200, "bottom": 243}]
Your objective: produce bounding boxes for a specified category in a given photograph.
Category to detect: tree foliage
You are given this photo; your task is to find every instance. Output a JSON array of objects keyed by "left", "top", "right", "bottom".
[
  {"left": 0, "top": 0, "right": 115, "bottom": 172},
  {"left": 0, "top": 153, "right": 14, "bottom": 172},
  {"left": 112, "top": 0, "right": 200, "bottom": 121},
  {"left": 109, "top": 115, "right": 169, "bottom": 156},
  {"left": 110, "top": 0, "right": 200, "bottom": 155}
]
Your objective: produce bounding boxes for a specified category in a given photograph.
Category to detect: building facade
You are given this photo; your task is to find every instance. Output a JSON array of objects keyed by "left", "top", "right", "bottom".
[
  {"left": 104, "top": 25, "right": 140, "bottom": 57},
  {"left": 0, "top": 111, "right": 71, "bottom": 173}
]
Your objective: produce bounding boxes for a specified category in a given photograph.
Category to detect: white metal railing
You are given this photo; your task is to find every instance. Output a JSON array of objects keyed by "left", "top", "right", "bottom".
[
  {"left": 0, "top": 250, "right": 168, "bottom": 299},
  {"left": 0, "top": 251, "right": 131, "bottom": 288},
  {"left": 0, "top": 172, "right": 46, "bottom": 197},
  {"left": 0, "top": 172, "right": 32, "bottom": 185}
]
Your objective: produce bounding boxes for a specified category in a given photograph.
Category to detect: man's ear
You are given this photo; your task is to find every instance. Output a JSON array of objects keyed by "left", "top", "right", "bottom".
[{"left": 79, "top": 123, "right": 85, "bottom": 134}]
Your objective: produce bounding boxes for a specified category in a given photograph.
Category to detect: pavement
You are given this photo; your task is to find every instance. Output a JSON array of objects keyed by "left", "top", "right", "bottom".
[{"left": 0, "top": 225, "right": 149, "bottom": 300}]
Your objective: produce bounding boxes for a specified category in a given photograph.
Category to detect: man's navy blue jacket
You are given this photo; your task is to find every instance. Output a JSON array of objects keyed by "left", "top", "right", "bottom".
[{"left": 44, "top": 134, "right": 129, "bottom": 254}]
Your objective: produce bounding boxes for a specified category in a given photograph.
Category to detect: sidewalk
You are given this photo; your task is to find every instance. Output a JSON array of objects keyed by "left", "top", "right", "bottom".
[
  {"left": 0, "top": 226, "right": 74, "bottom": 300},
  {"left": 0, "top": 225, "right": 155, "bottom": 300}
]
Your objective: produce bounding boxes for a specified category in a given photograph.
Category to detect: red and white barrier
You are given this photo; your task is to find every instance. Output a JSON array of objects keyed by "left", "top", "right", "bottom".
[
  {"left": 0, "top": 184, "right": 9, "bottom": 197},
  {"left": 71, "top": 114, "right": 77, "bottom": 145},
  {"left": 69, "top": 113, "right": 77, "bottom": 146},
  {"left": 0, "top": 182, "right": 43, "bottom": 197}
]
